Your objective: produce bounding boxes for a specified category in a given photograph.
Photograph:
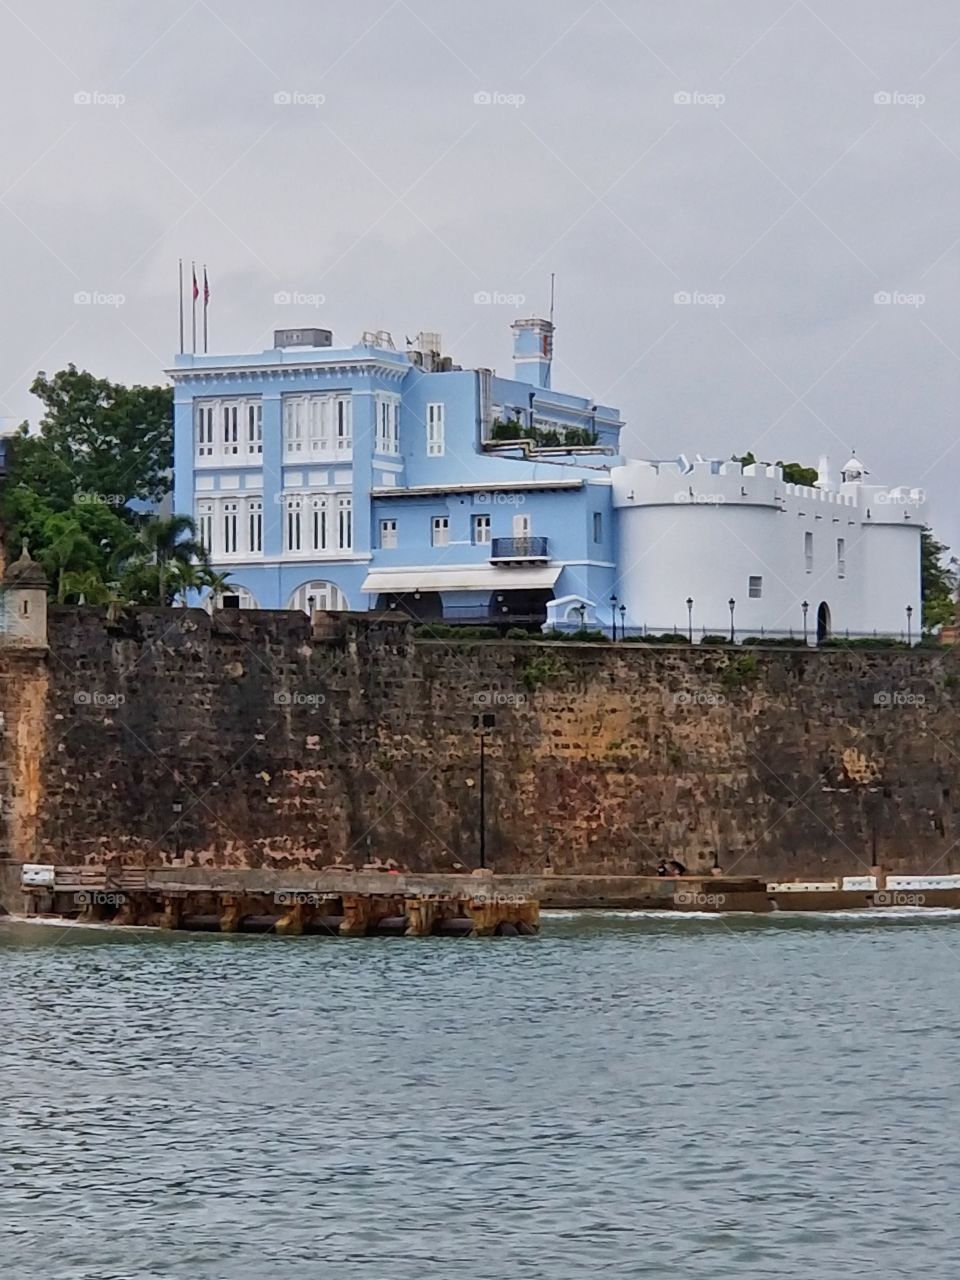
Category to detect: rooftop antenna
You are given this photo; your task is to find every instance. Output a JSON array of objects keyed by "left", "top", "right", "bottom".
[{"left": 549, "top": 272, "right": 556, "bottom": 327}]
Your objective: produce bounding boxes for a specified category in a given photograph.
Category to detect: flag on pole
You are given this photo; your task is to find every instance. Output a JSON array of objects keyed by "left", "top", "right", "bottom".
[
  {"left": 203, "top": 265, "right": 210, "bottom": 353},
  {"left": 191, "top": 262, "right": 198, "bottom": 353},
  {"left": 178, "top": 259, "right": 184, "bottom": 355}
]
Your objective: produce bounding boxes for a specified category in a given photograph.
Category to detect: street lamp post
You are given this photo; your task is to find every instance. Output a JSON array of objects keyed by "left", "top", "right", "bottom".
[
  {"left": 728, "top": 597, "right": 736, "bottom": 644},
  {"left": 619, "top": 604, "right": 626, "bottom": 638},
  {"left": 609, "top": 593, "right": 619, "bottom": 641},
  {"left": 172, "top": 800, "right": 183, "bottom": 862},
  {"left": 472, "top": 712, "right": 496, "bottom": 869},
  {"left": 576, "top": 603, "right": 586, "bottom": 628},
  {"left": 802, "top": 600, "right": 809, "bottom": 645},
  {"left": 686, "top": 597, "right": 693, "bottom": 643},
  {"left": 906, "top": 604, "right": 914, "bottom": 645}
]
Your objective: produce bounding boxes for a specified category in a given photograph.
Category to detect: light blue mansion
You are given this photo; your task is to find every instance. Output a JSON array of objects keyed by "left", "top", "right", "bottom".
[
  {"left": 171, "top": 319, "right": 623, "bottom": 630},
  {"left": 171, "top": 318, "right": 926, "bottom": 639}
]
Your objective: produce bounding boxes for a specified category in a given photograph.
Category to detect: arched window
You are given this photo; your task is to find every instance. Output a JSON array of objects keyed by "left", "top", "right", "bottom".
[{"left": 288, "top": 581, "right": 349, "bottom": 614}]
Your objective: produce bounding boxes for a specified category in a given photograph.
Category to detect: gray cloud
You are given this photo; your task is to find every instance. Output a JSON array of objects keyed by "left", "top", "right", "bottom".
[{"left": 2, "top": 0, "right": 958, "bottom": 546}]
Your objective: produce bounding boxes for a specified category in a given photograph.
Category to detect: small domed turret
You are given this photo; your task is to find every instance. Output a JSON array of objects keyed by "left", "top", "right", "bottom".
[
  {"left": 841, "top": 452, "right": 868, "bottom": 484},
  {"left": 3, "top": 542, "right": 48, "bottom": 647},
  {"left": 4, "top": 541, "right": 47, "bottom": 590}
]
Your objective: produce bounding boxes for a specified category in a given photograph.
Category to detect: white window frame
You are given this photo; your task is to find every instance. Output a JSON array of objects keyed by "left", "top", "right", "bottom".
[
  {"left": 310, "top": 495, "right": 330, "bottom": 554},
  {"left": 748, "top": 575, "right": 762, "bottom": 599},
  {"left": 426, "top": 402, "right": 445, "bottom": 457},
  {"left": 247, "top": 498, "right": 263, "bottom": 554},
  {"left": 804, "top": 531, "right": 813, "bottom": 573},
  {"left": 197, "top": 501, "right": 214, "bottom": 554},
  {"left": 337, "top": 494, "right": 353, "bottom": 551},
  {"left": 282, "top": 394, "right": 353, "bottom": 461},
  {"left": 380, "top": 518, "right": 398, "bottom": 549},
  {"left": 472, "top": 514, "right": 491, "bottom": 545},
  {"left": 222, "top": 500, "right": 239, "bottom": 555},
  {"left": 432, "top": 515, "right": 450, "bottom": 547},
  {"left": 376, "top": 395, "right": 400, "bottom": 455},
  {"left": 194, "top": 397, "right": 262, "bottom": 465},
  {"left": 837, "top": 538, "right": 845, "bottom": 577},
  {"left": 286, "top": 496, "right": 303, "bottom": 552}
]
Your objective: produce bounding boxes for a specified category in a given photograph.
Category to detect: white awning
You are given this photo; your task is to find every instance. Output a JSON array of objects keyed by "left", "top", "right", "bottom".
[{"left": 361, "top": 565, "right": 562, "bottom": 594}]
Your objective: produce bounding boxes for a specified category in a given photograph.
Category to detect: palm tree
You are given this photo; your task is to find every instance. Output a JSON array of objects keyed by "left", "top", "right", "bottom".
[
  {"left": 119, "top": 514, "right": 209, "bottom": 604},
  {"left": 197, "top": 567, "right": 235, "bottom": 609},
  {"left": 59, "top": 568, "right": 113, "bottom": 605}
]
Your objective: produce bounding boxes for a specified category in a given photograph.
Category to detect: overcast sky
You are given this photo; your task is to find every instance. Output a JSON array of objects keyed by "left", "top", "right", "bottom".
[{"left": 2, "top": 1, "right": 959, "bottom": 543}]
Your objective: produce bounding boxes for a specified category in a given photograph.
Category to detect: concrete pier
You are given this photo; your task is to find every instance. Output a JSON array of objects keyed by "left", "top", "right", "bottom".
[{"left": 15, "top": 866, "right": 542, "bottom": 938}]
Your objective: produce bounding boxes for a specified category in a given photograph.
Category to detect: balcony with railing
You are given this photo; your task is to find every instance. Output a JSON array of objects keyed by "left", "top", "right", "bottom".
[{"left": 489, "top": 535, "right": 549, "bottom": 563}]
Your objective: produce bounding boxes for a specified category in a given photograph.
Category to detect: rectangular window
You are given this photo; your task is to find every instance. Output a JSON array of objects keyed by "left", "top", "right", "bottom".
[
  {"left": 222, "top": 500, "right": 239, "bottom": 554},
  {"left": 307, "top": 396, "right": 330, "bottom": 456},
  {"left": 426, "top": 403, "right": 445, "bottom": 456},
  {"left": 432, "top": 516, "right": 449, "bottom": 547},
  {"left": 311, "top": 496, "right": 329, "bottom": 553},
  {"left": 837, "top": 538, "right": 845, "bottom": 577},
  {"left": 283, "top": 397, "right": 304, "bottom": 457},
  {"left": 222, "top": 405, "right": 239, "bottom": 456},
  {"left": 195, "top": 398, "right": 260, "bottom": 463},
  {"left": 804, "top": 531, "right": 813, "bottom": 572},
  {"left": 593, "top": 512, "right": 603, "bottom": 543},
  {"left": 337, "top": 495, "right": 353, "bottom": 550},
  {"left": 748, "top": 575, "right": 762, "bottom": 598},
  {"left": 375, "top": 397, "right": 400, "bottom": 455},
  {"left": 247, "top": 403, "right": 262, "bottom": 455},
  {"left": 380, "top": 518, "right": 397, "bottom": 549},
  {"left": 472, "top": 514, "right": 491, "bottom": 545},
  {"left": 286, "top": 497, "right": 302, "bottom": 552},
  {"left": 196, "top": 405, "right": 215, "bottom": 458},
  {"left": 247, "top": 498, "right": 262, "bottom": 553},
  {"left": 336, "top": 397, "right": 352, "bottom": 455},
  {"left": 197, "top": 501, "right": 214, "bottom": 553}
]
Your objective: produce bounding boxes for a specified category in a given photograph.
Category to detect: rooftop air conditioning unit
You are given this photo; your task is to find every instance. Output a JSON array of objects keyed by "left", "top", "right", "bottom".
[{"left": 273, "top": 328, "right": 333, "bottom": 349}]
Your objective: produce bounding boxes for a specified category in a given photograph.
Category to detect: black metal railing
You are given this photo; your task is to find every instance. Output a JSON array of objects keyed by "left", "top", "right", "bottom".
[{"left": 490, "top": 536, "right": 549, "bottom": 560}]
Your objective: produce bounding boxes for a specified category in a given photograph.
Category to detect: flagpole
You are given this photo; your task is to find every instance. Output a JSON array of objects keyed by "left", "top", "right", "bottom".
[
  {"left": 178, "top": 259, "right": 184, "bottom": 355},
  {"left": 203, "top": 264, "right": 209, "bottom": 353},
  {"left": 191, "top": 261, "right": 197, "bottom": 354}
]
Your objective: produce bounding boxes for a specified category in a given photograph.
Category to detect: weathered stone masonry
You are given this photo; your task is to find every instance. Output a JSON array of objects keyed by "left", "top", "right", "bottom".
[{"left": 3, "top": 606, "right": 960, "bottom": 880}]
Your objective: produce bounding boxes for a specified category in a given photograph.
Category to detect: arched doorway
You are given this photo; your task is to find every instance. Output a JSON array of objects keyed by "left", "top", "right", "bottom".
[
  {"left": 210, "top": 585, "right": 259, "bottom": 611},
  {"left": 816, "top": 601, "right": 831, "bottom": 644},
  {"left": 288, "top": 581, "right": 349, "bottom": 614}
]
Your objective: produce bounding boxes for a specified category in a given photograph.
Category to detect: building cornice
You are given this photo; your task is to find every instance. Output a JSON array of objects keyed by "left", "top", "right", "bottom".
[
  {"left": 370, "top": 479, "right": 584, "bottom": 498},
  {"left": 167, "top": 358, "right": 409, "bottom": 386}
]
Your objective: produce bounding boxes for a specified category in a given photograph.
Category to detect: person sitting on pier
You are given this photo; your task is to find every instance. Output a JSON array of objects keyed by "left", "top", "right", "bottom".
[
  {"left": 656, "top": 859, "right": 669, "bottom": 877},
  {"left": 668, "top": 859, "right": 687, "bottom": 876}
]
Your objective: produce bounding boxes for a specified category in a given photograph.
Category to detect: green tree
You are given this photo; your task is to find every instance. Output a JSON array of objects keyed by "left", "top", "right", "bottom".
[
  {"left": 920, "top": 527, "right": 956, "bottom": 631},
  {"left": 28, "top": 366, "right": 172, "bottom": 511},
  {"left": 734, "top": 452, "right": 817, "bottom": 485}
]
